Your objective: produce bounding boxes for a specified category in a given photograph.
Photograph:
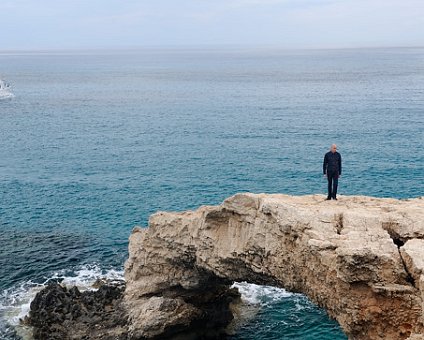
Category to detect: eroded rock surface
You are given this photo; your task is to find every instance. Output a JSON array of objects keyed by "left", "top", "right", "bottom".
[
  {"left": 125, "top": 193, "right": 424, "bottom": 340},
  {"left": 26, "top": 280, "right": 127, "bottom": 339}
]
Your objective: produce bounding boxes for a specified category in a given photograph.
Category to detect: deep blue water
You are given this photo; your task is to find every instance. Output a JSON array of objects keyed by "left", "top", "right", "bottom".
[{"left": 1, "top": 47, "right": 423, "bottom": 339}]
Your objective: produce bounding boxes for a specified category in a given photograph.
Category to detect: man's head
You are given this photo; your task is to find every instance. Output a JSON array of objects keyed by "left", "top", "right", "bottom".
[{"left": 330, "top": 144, "right": 337, "bottom": 153}]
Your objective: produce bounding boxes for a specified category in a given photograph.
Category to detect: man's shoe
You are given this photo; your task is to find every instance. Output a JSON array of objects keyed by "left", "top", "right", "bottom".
[
  {"left": 332, "top": 197, "right": 337, "bottom": 200},
  {"left": 326, "top": 197, "right": 331, "bottom": 200}
]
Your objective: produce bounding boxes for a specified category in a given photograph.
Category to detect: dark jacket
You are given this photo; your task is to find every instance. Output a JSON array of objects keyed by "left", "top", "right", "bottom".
[{"left": 323, "top": 151, "right": 342, "bottom": 175}]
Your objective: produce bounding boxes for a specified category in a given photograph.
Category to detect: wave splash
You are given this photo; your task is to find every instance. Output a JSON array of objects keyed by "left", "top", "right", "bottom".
[
  {"left": 228, "top": 282, "right": 301, "bottom": 335},
  {"left": 0, "top": 264, "right": 124, "bottom": 339},
  {"left": 232, "top": 281, "right": 295, "bottom": 306}
]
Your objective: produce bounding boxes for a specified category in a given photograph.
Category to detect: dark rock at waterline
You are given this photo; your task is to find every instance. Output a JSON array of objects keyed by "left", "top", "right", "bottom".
[
  {"left": 24, "top": 280, "right": 239, "bottom": 339},
  {"left": 153, "top": 284, "right": 241, "bottom": 340},
  {"left": 24, "top": 281, "right": 128, "bottom": 339}
]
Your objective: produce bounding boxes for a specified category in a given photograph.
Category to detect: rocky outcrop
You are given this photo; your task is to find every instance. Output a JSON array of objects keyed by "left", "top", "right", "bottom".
[
  {"left": 25, "top": 280, "right": 127, "bottom": 339},
  {"left": 125, "top": 193, "right": 424, "bottom": 340}
]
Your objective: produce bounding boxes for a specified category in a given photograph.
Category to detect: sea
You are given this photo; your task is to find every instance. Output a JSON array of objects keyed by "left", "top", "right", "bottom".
[{"left": 0, "top": 47, "right": 423, "bottom": 339}]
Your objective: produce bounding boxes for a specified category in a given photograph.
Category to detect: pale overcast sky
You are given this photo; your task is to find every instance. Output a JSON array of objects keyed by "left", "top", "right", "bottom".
[{"left": 1, "top": 0, "right": 423, "bottom": 50}]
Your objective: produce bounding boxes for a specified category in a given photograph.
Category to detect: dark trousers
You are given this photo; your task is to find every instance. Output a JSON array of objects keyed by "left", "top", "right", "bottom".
[{"left": 327, "top": 171, "right": 339, "bottom": 198}]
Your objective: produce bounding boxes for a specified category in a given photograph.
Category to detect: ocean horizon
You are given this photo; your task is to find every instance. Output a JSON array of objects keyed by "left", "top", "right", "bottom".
[{"left": 1, "top": 46, "right": 423, "bottom": 339}]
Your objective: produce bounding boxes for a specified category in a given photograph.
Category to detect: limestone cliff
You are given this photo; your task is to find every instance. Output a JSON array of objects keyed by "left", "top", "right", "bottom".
[{"left": 125, "top": 193, "right": 424, "bottom": 340}]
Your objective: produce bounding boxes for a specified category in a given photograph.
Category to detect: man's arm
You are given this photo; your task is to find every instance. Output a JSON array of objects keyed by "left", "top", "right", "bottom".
[
  {"left": 339, "top": 154, "right": 342, "bottom": 175},
  {"left": 323, "top": 154, "right": 327, "bottom": 175}
]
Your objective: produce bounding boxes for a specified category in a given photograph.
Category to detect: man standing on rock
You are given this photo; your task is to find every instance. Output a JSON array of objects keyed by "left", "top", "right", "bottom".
[{"left": 323, "top": 144, "right": 342, "bottom": 200}]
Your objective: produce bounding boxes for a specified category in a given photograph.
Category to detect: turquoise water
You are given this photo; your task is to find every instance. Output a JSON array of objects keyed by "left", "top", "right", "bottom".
[{"left": 1, "top": 47, "right": 423, "bottom": 339}]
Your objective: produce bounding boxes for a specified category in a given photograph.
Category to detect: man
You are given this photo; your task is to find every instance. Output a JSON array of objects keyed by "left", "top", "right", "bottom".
[{"left": 323, "top": 144, "right": 342, "bottom": 200}]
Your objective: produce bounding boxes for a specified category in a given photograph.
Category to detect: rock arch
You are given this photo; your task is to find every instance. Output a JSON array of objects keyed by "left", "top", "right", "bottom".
[{"left": 124, "top": 193, "right": 424, "bottom": 339}]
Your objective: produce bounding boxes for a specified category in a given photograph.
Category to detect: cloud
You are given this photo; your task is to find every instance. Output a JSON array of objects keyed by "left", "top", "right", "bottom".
[{"left": 0, "top": 0, "right": 423, "bottom": 49}]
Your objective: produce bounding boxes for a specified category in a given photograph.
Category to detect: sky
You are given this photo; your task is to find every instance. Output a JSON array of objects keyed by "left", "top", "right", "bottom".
[{"left": 0, "top": 0, "right": 423, "bottom": 50}]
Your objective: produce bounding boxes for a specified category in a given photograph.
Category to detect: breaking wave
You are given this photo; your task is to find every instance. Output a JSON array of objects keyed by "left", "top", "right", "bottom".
[
  {"left": 0, "top": 264, "right": 124, "bottom": 339},
  {"left": 232, "top": 281, "right": 295, "bottom": 307}
]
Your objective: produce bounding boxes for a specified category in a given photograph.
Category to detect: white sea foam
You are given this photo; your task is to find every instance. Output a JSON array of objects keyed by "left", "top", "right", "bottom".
[
  {"left": 0, "top": 281, "right": 43, "bottom": 327},
  {"left": 227, "top": 282, "right": 298, "bottom": 334},
  {"left": 0, "top": 264, "right": 124, "bottom": 338},
  {"left": 232, "top": 281, "right": 294, "bottom": 307},
  {"left": 49, "top": 264, "right": 124, "bottom": 290}
]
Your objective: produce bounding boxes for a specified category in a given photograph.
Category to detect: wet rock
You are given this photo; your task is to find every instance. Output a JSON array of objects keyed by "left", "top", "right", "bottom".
[
  {"left": 25, "top": 280, "right": 128, "bottom": 339},
  {"left": 25, "top": 278, "right": 238, "bottom": 339}
]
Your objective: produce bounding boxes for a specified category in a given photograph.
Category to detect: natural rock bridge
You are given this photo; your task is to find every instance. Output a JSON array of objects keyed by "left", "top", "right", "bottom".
[{"left": 125, "top": 193, "right": 424, "bottom": 339}]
